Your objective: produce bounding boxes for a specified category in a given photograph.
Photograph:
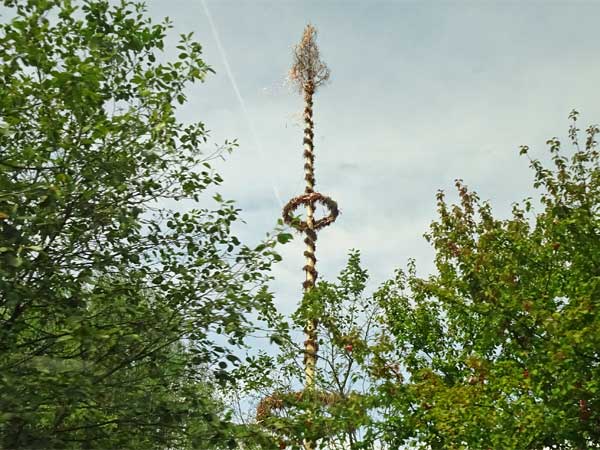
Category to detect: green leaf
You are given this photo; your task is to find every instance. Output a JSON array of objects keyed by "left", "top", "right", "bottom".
[
  {"left": 6, "top": 255, "right": 22, "bottom": 267},
  {"left": 277, "top": 233, "right": 294, "bottom": 244}
]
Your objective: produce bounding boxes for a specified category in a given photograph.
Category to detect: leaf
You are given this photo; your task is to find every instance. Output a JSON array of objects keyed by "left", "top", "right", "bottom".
[
  {"left": 269, "top": 334, "right": 285, "bottom": 346},
  {"left": 277, "top": 233, "right": 294, "bottom": 244},
  {"left": 6, "top": 255, "right": 23, "bottom": 267}
]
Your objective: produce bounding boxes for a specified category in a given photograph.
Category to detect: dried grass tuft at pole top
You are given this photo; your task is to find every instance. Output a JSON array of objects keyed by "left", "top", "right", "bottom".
[{"left": 289, "top": 24, "right": 330, "bottom": 94}]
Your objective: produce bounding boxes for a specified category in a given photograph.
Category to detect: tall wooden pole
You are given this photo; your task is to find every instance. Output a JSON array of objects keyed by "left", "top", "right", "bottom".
[
  {"left": 303, "top": 79, "right": 318, "bottom": 394},
  {"left": 283, "top": 25, "right": 337, "bottom": 450},
  {"left": 256, "top": 25, "right": 338, "bottom": 448}
]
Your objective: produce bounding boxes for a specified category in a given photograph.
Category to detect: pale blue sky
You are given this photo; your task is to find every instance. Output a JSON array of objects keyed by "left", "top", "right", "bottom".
[{"left": 145, "top": 0, "right": 600, "bottom": 314}]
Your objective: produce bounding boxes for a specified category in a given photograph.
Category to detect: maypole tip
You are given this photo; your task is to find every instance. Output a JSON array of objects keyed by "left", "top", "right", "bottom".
[{"left": 289, "top": 24, "right": 330, "bottom": 94}]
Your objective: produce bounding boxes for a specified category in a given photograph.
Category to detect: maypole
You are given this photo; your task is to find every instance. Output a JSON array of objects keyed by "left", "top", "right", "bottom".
[
  {"left": 282, "top": 24, "right": 339, "bottom": 450},
  {"left": 255, "top": 24, "right": 338, "bottom": 450}
]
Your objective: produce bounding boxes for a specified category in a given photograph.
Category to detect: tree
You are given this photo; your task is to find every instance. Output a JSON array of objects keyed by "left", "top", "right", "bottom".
[
  {"left": 372, "top": 112, "right": 600, "bottom": 449},
  {"left": 245, "top": 112, "right": 600, "bottom": 450},
  {"left": 0, "top": 1, "right": 284, "bottom": 448},
  {"left": 231, "top": 251, "right": 385, "bottom": 450}
]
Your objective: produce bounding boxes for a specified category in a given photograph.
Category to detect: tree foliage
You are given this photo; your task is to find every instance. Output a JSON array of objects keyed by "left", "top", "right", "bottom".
[
  {"left": 0, "top": 1, "right": 283, "bottom": 448},
  {"left": 231, "top": 251, "right": 385, "bottom": 450},
  {"left": 242, "top": 113, "right": 600, "bottom": 450},
  {"left": 374, "top": 112, "right": 600, "bottom": 449}
]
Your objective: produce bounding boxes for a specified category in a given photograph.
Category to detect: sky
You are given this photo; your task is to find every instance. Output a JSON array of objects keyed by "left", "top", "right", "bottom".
[{"left": 144, "top": 0, "right": 600, "bottom": 316}]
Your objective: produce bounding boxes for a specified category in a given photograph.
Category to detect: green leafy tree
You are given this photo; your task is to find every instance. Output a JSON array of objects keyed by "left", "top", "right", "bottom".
[
  {"left": 373, "top": 112, "right": 600, "bottom": 449},
  {"left": 231, "top": 251, "right": 386, "bottom": 450},
  {"left": 0, "top": 0, "right": 284, "bottom": 448},
  {"left": 246, "top": 112, "right": 600, "bottom": 450}
]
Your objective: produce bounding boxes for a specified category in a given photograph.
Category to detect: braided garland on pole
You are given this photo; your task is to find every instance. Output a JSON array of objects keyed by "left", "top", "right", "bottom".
[
  {"left": 257, "top": 26, "right": 372, "bottom": 448},
  {"left": 285, "top": 27, "right": 336, "bottom": 412},
  {"left": 256, "top": 24, "right": 339, "bottom": 450},
  {"left": 301, "top": 81, "right": 319, "bottom": 395},
  {"left": 292, "top": 26, "right": 334, "bottom": 426}
]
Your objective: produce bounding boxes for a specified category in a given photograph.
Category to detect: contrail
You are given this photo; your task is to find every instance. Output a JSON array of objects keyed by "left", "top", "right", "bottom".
[{"left": 200, "top": 0, "right": 283, "bottom": 209}]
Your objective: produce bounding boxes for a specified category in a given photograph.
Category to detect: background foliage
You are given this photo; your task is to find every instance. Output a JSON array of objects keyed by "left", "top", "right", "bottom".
[
  {"left": 0, "top": 1, "right": 285, "bottom": 448},
  {"left": 232, "top": 113, "right": 599, "bottom": 450},
  {"left": 372, "top": 112, "right": 600, "bottom": 449}
]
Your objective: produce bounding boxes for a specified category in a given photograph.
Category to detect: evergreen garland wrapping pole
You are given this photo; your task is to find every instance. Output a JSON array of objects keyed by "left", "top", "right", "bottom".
[
  {"left": 255, "top": 25, "right": 339, "bottom": 450},
  {"left": 283, "top": 24, "right": 339, "bottom": 450}
]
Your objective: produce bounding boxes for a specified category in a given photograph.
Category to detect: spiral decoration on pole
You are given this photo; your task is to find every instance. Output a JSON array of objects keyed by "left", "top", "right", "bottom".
[
  {"left": 285, "top": 24, "right": 338, "bottom": 450},
  {"left": 255, "top": 24, "right": 339, "bottom": 450},
  {"left": 285, "top": 23, "right": 337, "bottom": 393}
]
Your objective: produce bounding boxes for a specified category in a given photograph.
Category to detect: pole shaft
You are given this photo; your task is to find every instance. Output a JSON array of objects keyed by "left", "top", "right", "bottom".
[{"left": 303, "top": 83, "right": 317, "bottom": 450}]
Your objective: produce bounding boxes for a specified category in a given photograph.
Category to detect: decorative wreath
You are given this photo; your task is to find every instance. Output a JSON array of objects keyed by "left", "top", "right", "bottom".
[
  {"left": 256, "top": 388, "right": 367, "bottom": 441},
  {"left": 256, "top": 390, "right": 342, "bottom": 422},
  {"left": 282, "top": 192, "right": 339, "bottom": 232}
]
